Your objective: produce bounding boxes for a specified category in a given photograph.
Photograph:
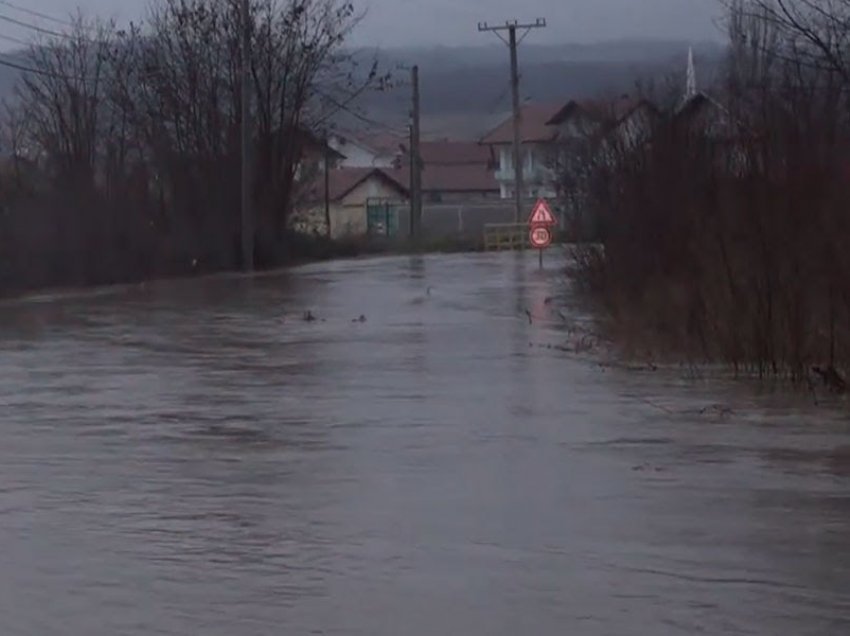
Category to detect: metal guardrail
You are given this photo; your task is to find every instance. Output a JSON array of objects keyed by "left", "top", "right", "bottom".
[{"left": 483, "top": 223, "right": 529, "bottom": 251}]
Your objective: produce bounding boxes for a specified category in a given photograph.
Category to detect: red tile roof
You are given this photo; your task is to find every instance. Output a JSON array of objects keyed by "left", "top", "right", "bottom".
[
  {"left": 480, "top": 98, "right": 650, "bottom": 145},
  {"left": 418, "top": 141, "right": 494, "bottom": 165},
  {"left": 479, "top": 103, "right": 564, "bottom": 145},
  {"left": 547, "top": 97, "right": 642, "bottom": 126},
  {"left": 388, "top": 163, "right": 498, "bottom": 194},
  {"left": 349, "top": 131, "right": 407, "bottom": 156},
  {"left": 420, "top": 164, "right": 498, "bottom": 193},
  {"left": 304, "top": 167, "right": 408, "bottom": 203},
  {"left": 394, "top": 140, "right": 498, "bottom": 193}
]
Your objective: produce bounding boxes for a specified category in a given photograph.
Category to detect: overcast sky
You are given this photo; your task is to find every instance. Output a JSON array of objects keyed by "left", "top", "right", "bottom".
[{"left": 9, "top": 0, "right": 724, "bottom": 49}]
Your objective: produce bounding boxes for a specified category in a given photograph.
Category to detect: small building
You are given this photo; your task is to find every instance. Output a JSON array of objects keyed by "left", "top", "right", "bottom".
[{"left": 293, "top": 167, "right": 409, "bottom": 239}]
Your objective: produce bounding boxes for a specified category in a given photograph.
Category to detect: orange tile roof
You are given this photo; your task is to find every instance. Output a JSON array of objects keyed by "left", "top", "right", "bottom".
[
  {"left": 418, "top": 141, "right": 494, "bottom": 165},
  {"left": 479, "top": 103, "right": 564, "bottom": 145},
  {"left": 304, "top": 167, "right": 408, "bottom": 203},
  {"left": 480, "top": 98, "right": 650, "bottom": 145}
]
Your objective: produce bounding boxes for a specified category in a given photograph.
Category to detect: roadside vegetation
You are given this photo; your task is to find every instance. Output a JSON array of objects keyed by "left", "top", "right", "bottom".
[
  {"left": 566, "top": 0, "right": 850, "bottom": 386},
  {"left": 0, "top": 0, "right": 386, "bottom": 296}
]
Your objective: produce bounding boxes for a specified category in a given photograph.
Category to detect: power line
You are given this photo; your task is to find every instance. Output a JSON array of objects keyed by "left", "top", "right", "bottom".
[
  {"left": 0, "top": 44, "right": 401, "bottom": 137},
  {"left": 486, "top": 80, "right": 512, "bottom": 115},
  {"left": 0, "top": 1, "right": 72, "bottom": 28},
  {"left": 0, "top": 31, "right": 29, "bottom": 47},
  {"left": 0, "top": 53, "right": 85, "bottom": 80},
  {"left": 409, "top": 64, "right": 421, "bottom": 239},
  {"left": 313, "top": 87, "right": 406, "bottom": 135},
  {"left": 0, "top": 12, "right": 71, "bottom": 39}
]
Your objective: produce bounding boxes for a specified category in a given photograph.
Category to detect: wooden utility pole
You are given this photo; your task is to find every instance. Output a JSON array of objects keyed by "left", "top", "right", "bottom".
[
  {"left": 508, "top": 25, "right": 523, "bottom": 224},
  {"left": 409, "top": 64, "right": 422, "bottom": 240},
  {"left": 408, "top": 123, "right": 415, "bottom": 238},
  {"left": 240, "top": 0, "right": 254, "bottom": 270},
  {"left": 478, "top": 19, "right": 546, "bottom": 223},
  {"left": 323, "top": 133, "right": 331, "bottom": 239}
]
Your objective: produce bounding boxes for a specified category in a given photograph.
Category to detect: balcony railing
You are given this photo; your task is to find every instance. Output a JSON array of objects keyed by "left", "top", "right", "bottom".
[{"left": 494, "top": 166, "right": 552, "bottom": 183}]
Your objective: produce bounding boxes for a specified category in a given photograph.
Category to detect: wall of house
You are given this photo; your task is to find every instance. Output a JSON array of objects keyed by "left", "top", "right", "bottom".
[
  {"left": 612, "top": 106, "right": 655, "bottom": 150},
  {"left": 329, "top": 177, "right": 408, "bottom": 239},
  {"left": 329, "top": 203, "right": 366, "bottom": 238},
  {"left": 495, "top": 144, "right": 557, "bottom": 199}
]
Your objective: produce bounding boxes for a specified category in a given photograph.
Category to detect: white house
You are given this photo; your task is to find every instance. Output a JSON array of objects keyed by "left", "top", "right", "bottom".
[
  {"left": 479, "top": 103, "right": 562, "bottom": 200},
  {"left": 480, "top": 98, "right": 646, "bottom": 200}
]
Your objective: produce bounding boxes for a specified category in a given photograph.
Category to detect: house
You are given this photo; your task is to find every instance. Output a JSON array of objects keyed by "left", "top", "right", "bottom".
[
  {"left": 672, "top": 46, "right": 743, "bottom": 144},
  {"left": 672, "top": 47, "right": 757, "bottom": 176},
  {"left": 294, "top": 167, "right": 409, "bottom": 238},
  {"left": 674, "top": 92, "right": 757, "bottom": 176},
  {"left": 480, "top": 98, "right": 642, "bottom": 200},
  {"left": 550, "top": 98, "right": 654, "bottom": 145},
  {"left": 328, "top": 132, "right": 406, "bottom": 169},
  {"left": 479, "top": 103, "right": 563, "bottom": 200},
  {"left": 676, "top": 92, "right": 734, "bottom": 137},
  {"left": 608, "top": 100, "right": 659, "bottom": 150}
]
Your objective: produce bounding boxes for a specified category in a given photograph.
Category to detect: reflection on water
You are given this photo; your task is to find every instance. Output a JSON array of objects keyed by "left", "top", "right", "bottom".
[{"left": 0, "top": 252, "right": 849, "bottom": 636}]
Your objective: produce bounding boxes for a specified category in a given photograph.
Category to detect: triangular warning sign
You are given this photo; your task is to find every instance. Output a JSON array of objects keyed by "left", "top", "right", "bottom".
[{"left": 528, "top": 198, "right": 556, "bottom": 226}]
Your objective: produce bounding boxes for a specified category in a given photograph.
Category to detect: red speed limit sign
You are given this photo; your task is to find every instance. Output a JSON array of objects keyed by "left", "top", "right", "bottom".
[{"left": 529, "top": 225, "right": 552, "bottom": 248}]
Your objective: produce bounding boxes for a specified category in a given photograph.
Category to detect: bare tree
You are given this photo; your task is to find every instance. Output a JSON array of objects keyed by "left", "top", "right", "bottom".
[
  {"left": 567, "top": 1, "right": 850, "bottom": 379},
  {"left": 0, "top": 0, "right": 377, "bottom": 293}
]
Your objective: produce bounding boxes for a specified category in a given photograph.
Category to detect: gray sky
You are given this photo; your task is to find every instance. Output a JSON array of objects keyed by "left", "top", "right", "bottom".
[{"left": 8, "top": 1, "right": 724, "bottom": 49}]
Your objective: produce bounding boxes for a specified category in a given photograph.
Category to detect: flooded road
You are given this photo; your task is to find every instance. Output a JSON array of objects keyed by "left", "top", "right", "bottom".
[{"left": 1, "top": 252, "right": 849, "bottom": 635}]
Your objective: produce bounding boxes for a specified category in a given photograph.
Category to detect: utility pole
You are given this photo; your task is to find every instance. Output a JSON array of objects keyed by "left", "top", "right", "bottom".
[
  {"left": 409, "top": 64, "right": 422, "bottom": 241},
  {"left": 240, "top": 0, "right": 254, "bottom": 271},
  {"left": 408, "top": 123, "right": 415, "bottom": 238},
  {"left": 508, "top": 26, "right": 523, "bottom": 224},
  {"left": 323, "top": 132, "right": 331, "bottom": 239},
  {"left": 478, "top": 18, "right": 546, "bottom": 223}
]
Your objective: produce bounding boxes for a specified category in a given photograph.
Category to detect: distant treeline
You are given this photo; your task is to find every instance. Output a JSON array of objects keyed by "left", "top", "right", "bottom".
[
  {"left": 567, "top": 0, "right": 850, "bottom": 381},
  {"left": 0, "top": 0, "right": 381, "bottom": 295}
]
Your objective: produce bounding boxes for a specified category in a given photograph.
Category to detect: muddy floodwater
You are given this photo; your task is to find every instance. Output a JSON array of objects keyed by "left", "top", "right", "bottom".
[{"left": 0, "top": 252, "right": 849, "bottom": 635}]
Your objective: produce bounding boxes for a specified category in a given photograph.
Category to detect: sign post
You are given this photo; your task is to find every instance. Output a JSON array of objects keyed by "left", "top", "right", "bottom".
[{"left": 527, "top": 198, "right": 557, "bottom": 268}]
